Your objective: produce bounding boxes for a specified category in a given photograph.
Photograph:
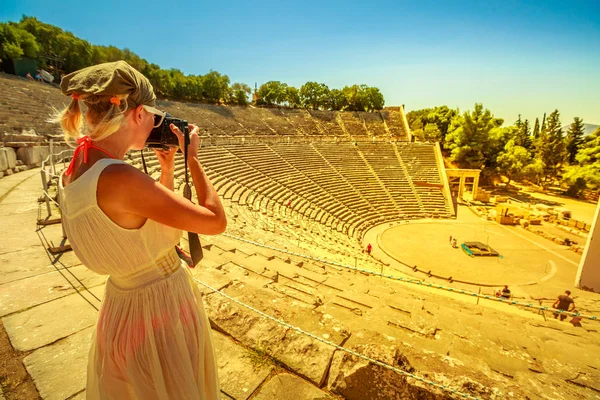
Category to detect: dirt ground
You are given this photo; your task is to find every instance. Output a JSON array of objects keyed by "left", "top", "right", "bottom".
[{"left": 0, "top": 321, "right": 40, "bottom": 400}]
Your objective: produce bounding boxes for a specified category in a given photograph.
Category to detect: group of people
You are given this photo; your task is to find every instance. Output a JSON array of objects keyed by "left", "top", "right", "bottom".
[
  {"left": 25, "top": 69, "right": 43, "bottom": 82},
  {"left": 495, "top": 287, "right": 581, "bottom": 327}
]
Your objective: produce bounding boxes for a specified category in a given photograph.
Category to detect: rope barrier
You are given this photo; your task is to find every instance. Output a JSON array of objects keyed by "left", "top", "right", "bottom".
[
  {"left": 42, "top": 189, "right": 60, "bottom": 207},
  {"left": 193, "top": 278, "right": 482, "bottom": 400},
  {"left": 222, "top": 234, "right": 598, "bottom": 322}
]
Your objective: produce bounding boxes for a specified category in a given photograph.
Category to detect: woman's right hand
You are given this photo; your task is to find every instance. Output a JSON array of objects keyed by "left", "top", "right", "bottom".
[{"left": 170, "top": 123, "right": 200, "bottom": 160}]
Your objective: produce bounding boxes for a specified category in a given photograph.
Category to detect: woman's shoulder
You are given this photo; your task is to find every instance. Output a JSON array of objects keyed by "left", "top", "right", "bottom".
[{"left": 98, "top": 161, "right": 151, "bottom": 193}]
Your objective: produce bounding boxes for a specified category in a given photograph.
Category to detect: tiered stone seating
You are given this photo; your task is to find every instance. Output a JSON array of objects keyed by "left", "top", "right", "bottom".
[
  {"left": 0, "top": 73, "right": 66, "bottom": 139},
  {"left": 143, "top": 140, "right": 454, "bottom": 240},
  {"left": 268, "top": 143, "right": 372, "bottom": 236},
  {"left": 395, "top": 143, "right": 451, "bottom": 217},
  {"left": 251, "top": 108, "right": 297, "bottom": 135},
  {"left": 306, "top": 110, "right": 345, "bottom": 136},
  {"left": 338, "top": 112, "right": 369, "bottom": 138},
  {"left": 395, "top": 143, "right": 441, "bottom": 184},
  {"left": 357, "top": 143, "right": 422, "bottom": 216},
  {"left": 280, "top": 109, "right": 322, "bottom": 135},
  {"left": 358, "top": 111, "right": 388, "bottom": 137},
  {"left": 229, "top": 107, "right": 275, "bottom": 136},
  {"left": 224, "top": 144, "right": 348, "bottom": 227},
  {"left": 380, "top": 109, "right": 407, "bottom": 140}
]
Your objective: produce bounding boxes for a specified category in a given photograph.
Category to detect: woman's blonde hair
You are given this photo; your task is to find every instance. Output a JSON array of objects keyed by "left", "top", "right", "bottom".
[{"left": 51, "top": 94, "right": 131, "bottom": 145}]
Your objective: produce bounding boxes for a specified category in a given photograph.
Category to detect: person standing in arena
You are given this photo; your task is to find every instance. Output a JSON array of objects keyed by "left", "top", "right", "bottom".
[
  {"left": 55, "top": 61, "right": 224, "bottom": 399},
  {"left": 552, "top": 290, "right": 576, "bottom": 321}
]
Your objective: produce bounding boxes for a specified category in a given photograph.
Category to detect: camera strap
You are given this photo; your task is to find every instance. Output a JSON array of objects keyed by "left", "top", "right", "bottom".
[
  {"left": 140, "top": 146, "right": 204, "bottom": 267},
  {"left": 183, "top": 133, "right": 204, "bottom": 266}
]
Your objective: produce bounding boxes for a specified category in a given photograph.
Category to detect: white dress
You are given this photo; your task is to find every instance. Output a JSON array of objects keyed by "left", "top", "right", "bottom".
[{"left": 58, "top": 159, "right": 220, "bottom": 400}]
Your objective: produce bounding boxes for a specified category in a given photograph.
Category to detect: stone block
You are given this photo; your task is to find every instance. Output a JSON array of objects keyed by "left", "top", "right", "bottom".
[
  {"left": 23, "top": 327, "right": 92, "bottom": 400},
  {"left": 3, "top": 285, "right": 103, "bottom": 351},
  {"left": 253, "top": 373, "right": 333, "bottom": 400},
  {"left": 204, "top": 282, "right": 350, "bottom": 387},
  {"left": 213, "top": 331, "right": 273, "bottom": 399},
  {"left": 0, "top": 264, "right": 105, "bottom": 317},
  {"left": 16, "top": 146, "right": 49, "bottom": 167},
  {"left": 5, "top": 147, "right": 16, "bottom": 169},
  {"left": 0, "top": 149, "right": 7, "bottom": 171}
]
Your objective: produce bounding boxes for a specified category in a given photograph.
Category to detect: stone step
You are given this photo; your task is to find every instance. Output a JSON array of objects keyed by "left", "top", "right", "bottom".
[
  {"left": 335, "top": 291, "right": 377, "bottom": 309},
  {"left": 261, "top": 258, "right": 327, "bottom": 285},
  {"left": 204, "top": 281, "right": 350, "bottom": 387},
  {"left": 221, "top": 261, "right": 273, "bottom": 288}
]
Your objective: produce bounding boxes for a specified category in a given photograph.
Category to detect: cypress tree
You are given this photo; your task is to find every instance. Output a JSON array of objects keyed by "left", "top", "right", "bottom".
[
  {"left": 536, "top": 110, "right": 566, "bottom": 180},
  {"left": 565, "top": 117, "right": 585, "bottom": 165},
  {"left": 533, "top": 117, "right": 540, "bottom": 138}
]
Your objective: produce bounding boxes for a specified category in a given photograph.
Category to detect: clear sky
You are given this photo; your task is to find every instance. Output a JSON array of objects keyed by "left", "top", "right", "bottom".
[{"left": 2, "top": 0, "right": 599, "bottom": 126}]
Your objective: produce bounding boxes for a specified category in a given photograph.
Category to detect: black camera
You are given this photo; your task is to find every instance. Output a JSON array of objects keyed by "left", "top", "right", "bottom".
[{"left": 145, "top": 112, "right": 189, "bottom": 149}]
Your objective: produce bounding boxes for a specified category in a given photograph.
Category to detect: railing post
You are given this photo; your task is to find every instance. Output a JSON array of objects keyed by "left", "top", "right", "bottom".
[
  {"left": 49, "top": 139, "right": 56, "bottom": 177},
  {"left": 40, "top": 170, "right": 52, "bottom": 217}
]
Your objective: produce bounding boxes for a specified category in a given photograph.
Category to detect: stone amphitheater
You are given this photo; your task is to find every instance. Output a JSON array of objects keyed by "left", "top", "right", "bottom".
[{"left": 1, "top": 72, "right": 599, "bottom": 400}]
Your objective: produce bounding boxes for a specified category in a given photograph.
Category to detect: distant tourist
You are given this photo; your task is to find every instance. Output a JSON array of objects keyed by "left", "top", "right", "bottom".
[
  {"left": 451, "top": 238, "right": 458, "bottom": 248},
  {"left": 449, "top": 234, "right": 452, "bottom": 244},
  {"left": 552, "top": 290, "right": 575, "bottom": 321},
  {"left": 25, "top": 72, "right": 34, "bottom": 80},
  {"left": 55, "top": 61, "right": 223, "bottom": 399},
  {"left": 35, "top": 69, "right": 42, "bottom": 82},
  {"left": 367, "top": 243, "right": 372, "bottom": 255},
  {"left": 500, "top": 285, "right": 511, "bottom": 299}
]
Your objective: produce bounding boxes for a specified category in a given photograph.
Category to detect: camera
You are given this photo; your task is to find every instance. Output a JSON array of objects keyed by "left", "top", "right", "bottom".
[{"left": 145, "top": 112, "right": 189, "bottom": 149}]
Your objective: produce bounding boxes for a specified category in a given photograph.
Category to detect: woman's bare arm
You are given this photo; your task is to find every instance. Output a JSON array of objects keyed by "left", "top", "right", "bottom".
[{"left": 98, "top": 163, "right": 227, "bottom": 235}]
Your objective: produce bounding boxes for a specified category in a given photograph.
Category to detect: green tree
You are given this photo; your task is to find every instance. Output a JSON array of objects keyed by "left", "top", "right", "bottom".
[
  {"left": 230, "top": 82, "right": 251, "bottom": 105},
  {"left": 0, "top": 22, "right": 39, "bottom": 62},
  {"left": 565, "top": 117, "right": 585, "bottom": 165},
  {"left": 562, "top": 127, "right": 600, "bottom": 196},
  {"left": 532, "top": 117, "right": 540, "bottom": 138},
  {"left": 286, "top": 86, "right": 300, "bottom": 108},
  {"left": 144, "top": 63, "right": 174, "bottom": 97},
  {"left": 563, "top": 128, "right": 600, "bottom": 196},
  {"left": 258, "top": 81, "right": 288, "bottom": 106},
  {"left": 576, "top": 126, "right": 600, "bottom": 166},
  {"left": 407, "top": 106, "right": 457, "bottom": 143},
  {"left": 328, "top": 88, "right": 346, "bottom": 111},
  {"left": 365, "top": 86, "right": 384, "bottom": 111},
  {"left": 421, "top": 123, "right": 442, "bottom": 142},
  {"left": 444, "top": 103, "right": 504, "bottom": 169},
  {"left": 514, "top": 115, "right": 532, "bottom": 149},
  {"left": 202, "top": 70, "right": 230, "bottom": 103},
  {"left": 300, "top": 82, "right": 330, "bottom": 109},
  {"left": 540, "top": 112, "right": 547, "bottom": 133},
  {"left": 496, "top": 139, "right": 532, "bottom": 184},
  {"left": 533, "top": 109, "right": 566, "bottom": 183}
]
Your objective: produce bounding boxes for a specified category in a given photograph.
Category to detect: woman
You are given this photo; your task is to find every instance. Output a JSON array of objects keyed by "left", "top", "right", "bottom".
[{"left": 56, "top": 61, "right": 225, "bottom": 399}]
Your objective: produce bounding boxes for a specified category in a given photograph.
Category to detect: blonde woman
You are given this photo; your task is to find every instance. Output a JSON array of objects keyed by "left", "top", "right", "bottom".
[{"left": 56, "top": 61, "right": 225, "bottom": 399}]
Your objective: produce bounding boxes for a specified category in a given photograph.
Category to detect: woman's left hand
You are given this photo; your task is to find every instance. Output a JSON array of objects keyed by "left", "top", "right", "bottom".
[{"left": 153, "top": 147, "right": 178, "bottom": 173}]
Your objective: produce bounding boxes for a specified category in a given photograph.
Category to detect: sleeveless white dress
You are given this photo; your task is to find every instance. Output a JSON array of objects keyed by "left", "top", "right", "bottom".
[{"left": 58, "top": 159, "right": 220, "bottom": 400}]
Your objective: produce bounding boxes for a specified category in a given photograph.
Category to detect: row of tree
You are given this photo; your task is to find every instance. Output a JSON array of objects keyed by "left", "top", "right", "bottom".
[
  {"left": 407, "top": 105, "right": 599, "bottom": 196},
  {"left": 256, "top": 81, "right": 384, "bottom": 111},
  {"left": 0, "top": 16, "right": 385, "bottom": 110}
]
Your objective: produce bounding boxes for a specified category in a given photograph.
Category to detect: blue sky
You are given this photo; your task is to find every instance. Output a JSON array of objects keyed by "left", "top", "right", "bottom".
[{"left": 2, "top": 0, "right": 599, "bottom": 126}]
